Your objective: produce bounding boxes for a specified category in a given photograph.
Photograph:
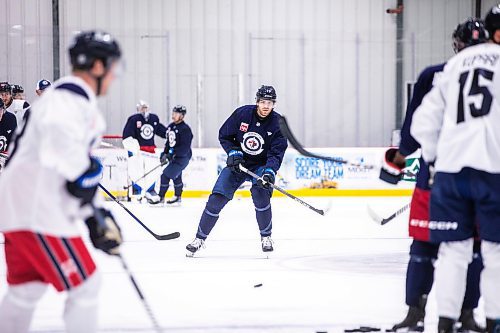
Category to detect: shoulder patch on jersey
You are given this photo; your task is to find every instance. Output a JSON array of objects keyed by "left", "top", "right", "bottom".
[
  {"left": 239, "top": 122, "right": 249, "bottom": 132},
  {"left": 55, "top": 83, "right": 89, "bottom": 100},
  {"left": 267, "top": 131, "right": 272, "bottom": 136},
  {"left": 136, "top": 121, "right": 142, "bottom": 128}
]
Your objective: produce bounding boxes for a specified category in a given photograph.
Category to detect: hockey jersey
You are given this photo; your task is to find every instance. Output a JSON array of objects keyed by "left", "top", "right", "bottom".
[
  {"left": 122, "top": 113, "right": 167, "bottom": 147},
  {"left": 0, "top": 76, "right": 106, "bottom": 236},
  {"left": 0, "top": 109, "right": 17, "bottom": 153},
  {"left": 400, "top": 63, "right": 445, "bottom": 190},
  {"left": 412, "top": 43, "right": 500, "bottom": 173},
  {"left": 165, "top": 121, "right": 193, "bottom": 158},
  {"left": 219, "top": 105, "right": 287, "bottom": 172}
]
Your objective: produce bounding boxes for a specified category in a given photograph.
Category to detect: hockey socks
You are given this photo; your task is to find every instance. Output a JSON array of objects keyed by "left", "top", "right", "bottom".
[{"left": 196, "top": 193, "right": 229, "bottom": 239}]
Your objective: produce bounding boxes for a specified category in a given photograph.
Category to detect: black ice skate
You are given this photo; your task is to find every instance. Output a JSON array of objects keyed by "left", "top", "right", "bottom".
[
  {"left": 261, "top": 236, "right": 274, "bottom": 252},
  {"left": 438, "top": 317, "right": 456, "bottom": 333},
  {"left": 458, "top": 308, "right": 485, "bottom": 333},
  {"left": 392, "top": 295, "right": 427, "bottom": 332},
  {"left": 186, "top": 238, "right": 205, "bottom": 257},
  {"left": 166, "top": 196, "right": 182, "bottom": 206}
]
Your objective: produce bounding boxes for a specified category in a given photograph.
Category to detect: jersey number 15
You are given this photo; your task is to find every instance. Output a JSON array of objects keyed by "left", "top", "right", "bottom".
[{"left": 457, "top": 68, "right": 494, "bottom": 123}]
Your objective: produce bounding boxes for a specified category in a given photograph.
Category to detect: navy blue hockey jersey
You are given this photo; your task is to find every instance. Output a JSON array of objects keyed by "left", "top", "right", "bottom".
[
  {"left": 0, "top": 111, "right": 18, "bottom": 152},
  {"left": 219, "top": 105, "right": 287, "bottom": 172},
  {"left": 122, "top": 113, "right": 167, "bottom": 147},
  {"left": 400, "top": 63, "right": 445, "bottom": 190},
  {"left": 165, "top": 121, "right": 193, "bottom": 158}
]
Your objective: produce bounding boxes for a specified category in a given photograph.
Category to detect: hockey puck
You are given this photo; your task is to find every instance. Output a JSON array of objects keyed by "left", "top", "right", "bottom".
[{"left": 253, "top": 283, "right": 263, "bottom": 288}]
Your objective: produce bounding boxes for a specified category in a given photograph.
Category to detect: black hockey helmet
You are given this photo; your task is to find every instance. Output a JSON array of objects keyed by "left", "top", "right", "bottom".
[
  {"left": 11, "top": 84, "right": 24, "bottom": 94},
  {"left": 485, "top": 4, "right": 500, "bottom": 41},
  {"left": 0, "top": 82, "right": 12, "bottom": 94},
  {"left": 172, "top": 104, "right": 187, "bottom": 115},
  {"left": 256, "top": 85, "right": 277, "bottom": 102},
  {"left": 452, "top": 18, "right": 487, "bottom": 53},
  {"left": 69, "top": 30, "right": 122, "bottom": 70}
]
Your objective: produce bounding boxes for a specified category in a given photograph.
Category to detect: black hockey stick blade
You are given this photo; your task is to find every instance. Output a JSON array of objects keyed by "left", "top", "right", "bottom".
[
  {"left": 239, "top": 165, "right": 325, "bottom": 216},
  {"left": 99, "top": 184, "right": 180, "bottom": 240},
  {"left": 367, "top": 203, "right": 410, "bottom": 225},
  {"left": 278, "top": 116, "right": 374, "bottom": 169}
]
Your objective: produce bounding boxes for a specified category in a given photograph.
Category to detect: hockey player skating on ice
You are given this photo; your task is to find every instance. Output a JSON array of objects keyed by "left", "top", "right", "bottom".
[
  {"left": 150, "top": 104, "right": 193, "bottom": 205},
  {"left": 186, "top": 85, "right": 287, "bottom": 256},
  {"left": 0, "top": 30, "right": 123, "bottom": 333},
  {"left": 122, "top": 100, "right": 167, "bottom": 203},
  {"left": 411, "top": 6, "right": 500, "bottom": 333},
  {"left": 380, "top": 18, "right": 487, "bottom": 333}
]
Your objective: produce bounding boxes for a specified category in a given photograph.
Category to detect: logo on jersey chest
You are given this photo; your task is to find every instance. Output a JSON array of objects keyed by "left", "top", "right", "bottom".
[
  {"left": 140, "top": 124, "right": 154, "bottom": 140},
  {"left": 241, "top": 132, "right": 265, "bottom": 155},
  {"left": 239, "top": 122, "right": 249, "bottom": 132},
  {"left": 0, "top": 136, "right": 7, "bottom": 151}
]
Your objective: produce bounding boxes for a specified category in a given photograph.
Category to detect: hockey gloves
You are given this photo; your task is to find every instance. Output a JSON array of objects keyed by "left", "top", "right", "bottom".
[
  {"left": 85, "top": 208, "right": 122, "bottom": 255},
  {"left": 379, "top": 148, "right": 405, "bottom": 185},
  {"left": 226, "top": 150, "right": 245, "bottom": 173},
  {"left": 160, "top": 147, "right": 174, "bottom": 165},
  {"left": 66, "top": 157, "right": 102, "bottom": 206},
  {"left": 257, "top": 168, "right": 276, "bottom": 189}
]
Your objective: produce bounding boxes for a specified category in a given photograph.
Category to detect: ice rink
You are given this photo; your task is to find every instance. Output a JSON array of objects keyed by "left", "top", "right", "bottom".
[{"left": 0, "top": 195, "right": 485, "bottom": 332}]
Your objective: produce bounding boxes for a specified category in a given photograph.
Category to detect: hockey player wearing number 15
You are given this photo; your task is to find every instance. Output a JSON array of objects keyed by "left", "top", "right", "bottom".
[{"left": 186, "top": 85, "right": 288, "bottom": 256}]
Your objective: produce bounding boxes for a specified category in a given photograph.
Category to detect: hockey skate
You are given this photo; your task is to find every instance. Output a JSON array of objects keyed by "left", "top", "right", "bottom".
[
  {"left": 186, "top": 238, "right": 205, "bottom": 257},
  {"left": 438, "top": 317, "right": 456, "bottom": 333},
  {"left": 391, "top": 295, "right": 427, "bottom": 332},
  {"left": 145, "top": 190, "right": 161, "bottom": 204},
  {"left": 261, "top": 236, "right": 274, "bottom": 252},
  {"left": 457, "top": 309, "right": 485, "bottom": 333},
  {"left": 166, "top": 196, "right": 182, "bottom": 206}
]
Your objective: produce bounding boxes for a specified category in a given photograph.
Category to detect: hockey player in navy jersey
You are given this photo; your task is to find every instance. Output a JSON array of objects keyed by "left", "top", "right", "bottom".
[
  {"left": 412, "top": 7, "right": 500, "bottom": 332},
  {"left": 122, "top": 100, "right": 167, "bottom": 202},
  {"left": 186, "top": 85, "right": 287, "bottom": 255},
  {"left": 0, "top": 97, "right": 17, "bottom": 161},
  {"left": 150, "top": 104, "right": 193, "bottom": 205},
  {"left": 0, "top": 82, "right": 13, "bottom": 112},
  {"left": 380, "top": 18, "right": 487, "bottom": 332}
]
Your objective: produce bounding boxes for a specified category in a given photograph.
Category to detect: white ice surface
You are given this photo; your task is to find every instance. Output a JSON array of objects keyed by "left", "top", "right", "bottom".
[{"left": 0, "top": 196, "right": 485, "bottom": 332}]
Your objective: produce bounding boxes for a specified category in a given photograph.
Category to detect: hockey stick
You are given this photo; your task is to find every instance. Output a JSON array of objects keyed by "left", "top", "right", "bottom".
[
  {"left": 115, "top": 253, "right": 163, "bottom": 333},
  {"left": 278, "top": 116, "right": 374, "bottom": 169},
  {"left": 124, "top": 161, "right": 168, "bottom": 190},
  {"left": 98, "top": 184, "right": 180, "bottom": 240},
  {"left": 239, "top": 165, "right": 325, "bottom": 216},
  {"left": 367, "top": 203, "right": 410, "bottom": 225}
]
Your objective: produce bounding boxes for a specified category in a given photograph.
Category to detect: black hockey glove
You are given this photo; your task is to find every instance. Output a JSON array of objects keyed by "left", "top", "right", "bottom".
[
  {"left": 66, "top": 157, "right": 102, "bottom": 205},
  {"left": 85, "top": 208, "right": 122, "bottom": 255},
  {"left": 226, "top": 150, "right": 245, "bottom": 173},
  {"left": 379, "top": 148, "right": 405, "bottom": 185},
  {"left": 160, "top": 147, "right": 174, "bottom": 165},
  {"left": 257, "top": 168, "right": 276, "bottom": 189}
]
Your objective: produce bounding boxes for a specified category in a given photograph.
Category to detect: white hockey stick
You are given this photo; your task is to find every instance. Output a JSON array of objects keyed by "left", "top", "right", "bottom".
[{"left": 367, "top": 203, "right": 410, "bottom": 225}]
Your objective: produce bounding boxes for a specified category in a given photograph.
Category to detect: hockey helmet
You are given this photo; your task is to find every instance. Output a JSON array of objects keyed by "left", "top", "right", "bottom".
[
  {"left": 36, "top": 79, "right": 51, "bottom": 91},
  {"left": 485, "top": 4, "right": 500, "bottom": 40},
  {"left": 0, "top": 82, "right": 12, "bottom": 94},
  {"left": 136, "top": 100, "right": 149, "bottom": 111},
  {"left": 172, "top": 104, "right": 187, "bottom": 115},
  {"left": 11, "top": 84, "right": 24, "bottom": 95},
  {"left": 69, "top": 30, "right": 122, "bottom": 70},
  {"left": 452, "top": 18, "right": 488, "bottom": 53},
  {"left": 256, "top": 85, "right": 277, "bottom": 102}
]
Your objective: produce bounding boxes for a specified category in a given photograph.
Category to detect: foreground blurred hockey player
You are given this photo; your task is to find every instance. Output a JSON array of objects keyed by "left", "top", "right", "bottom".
[
  {"left": 411, "top": 6, "right": 500, "bottom": 333},
  {"left": 0, "top": 30, "right": 123, "bottom": 333},
  {"left": 122, "top": 100, "right": 167, "bottom": 203},
  {"left": 152, "top": 104, "right": 193, "bottom": 205},
  {"left": 186, "top": 85, "right": 287, "bottom": 256},
  {"left": 381, "top": 18, "right": 487, "bottom": 332}
]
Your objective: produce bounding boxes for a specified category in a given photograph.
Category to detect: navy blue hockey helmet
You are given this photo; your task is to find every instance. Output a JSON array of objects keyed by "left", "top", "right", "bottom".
[
  {"left": 452, "top": 18, "right": 487, "bottom": 53},
  {"left": 0, "top": 82, "right": 12, "bottom": 94},
  {"left": 69, "top": 30, "right": 122, "bottom": 70},
  {"left": 256, "top": 85, "right": 277, "bottom": 102},
  {"left": 11, "top": 84, "right": 24, "bottom": 95},
  {"left": 172, "top": 104, "right": 187, "bottom": 115},
  {"left": 485, "top": 4, "right": 500, "bottom": 41}
]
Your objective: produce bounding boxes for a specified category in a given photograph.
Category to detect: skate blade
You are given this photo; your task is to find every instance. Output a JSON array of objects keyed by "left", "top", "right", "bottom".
[{"left": 186, "top": 251, "right": 196, "bottom": 257}]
